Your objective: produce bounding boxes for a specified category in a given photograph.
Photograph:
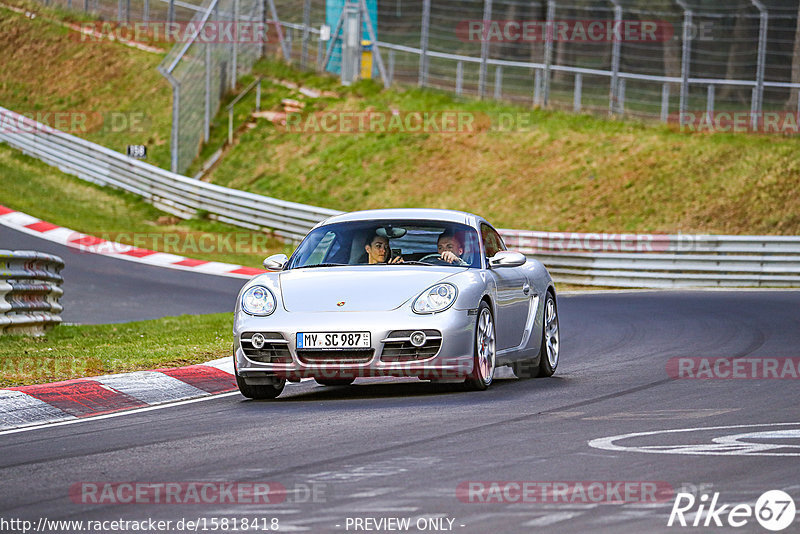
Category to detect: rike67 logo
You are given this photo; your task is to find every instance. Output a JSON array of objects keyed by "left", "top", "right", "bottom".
[{"left": 668, "top": 490, "right": 796, "bottom": 531}]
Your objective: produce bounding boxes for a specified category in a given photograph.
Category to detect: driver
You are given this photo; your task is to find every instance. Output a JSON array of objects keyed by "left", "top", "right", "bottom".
[
  {"left": 364, "top": 233, "right": 403, "bottom": 264},
  {"left": 437, "top": 230, "right": 464, "bottom": 264}
]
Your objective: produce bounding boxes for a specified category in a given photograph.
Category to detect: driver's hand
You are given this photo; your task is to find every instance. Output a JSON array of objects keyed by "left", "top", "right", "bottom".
[
  {"left": 441, "top": 251, "right": 459, "bottom": 263},
  {"left": 389, "top": 255, "right": 404, "bottom": 264}
]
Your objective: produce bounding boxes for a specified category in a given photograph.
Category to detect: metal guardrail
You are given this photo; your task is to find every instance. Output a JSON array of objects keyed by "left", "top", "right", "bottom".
[
  {"left": 1, "top": 106, "right": 799, "bottom": 288},
  {"left": 0, "top": 250, "right": 64, "bottom": 335},
  {"left": 0, "top": 106, "right": 340, "bottom": 242},
  {"left": 501, "top": 230, "right": 800, "bottom": 288}
]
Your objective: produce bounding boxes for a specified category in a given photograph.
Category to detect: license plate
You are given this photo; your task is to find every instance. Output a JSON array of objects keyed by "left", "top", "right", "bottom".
[{"left": 296, "top": 332, "right": 371, "bottom": 349}]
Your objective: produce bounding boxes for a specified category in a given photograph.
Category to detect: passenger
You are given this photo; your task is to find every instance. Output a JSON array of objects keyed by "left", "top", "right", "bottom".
[{"left": 363, "top": 233, "right": 403, "bottom": 264}]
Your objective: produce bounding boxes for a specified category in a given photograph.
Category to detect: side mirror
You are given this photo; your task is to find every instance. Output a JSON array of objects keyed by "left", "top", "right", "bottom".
[
  {"left": 489, "top": 250, "right": 526, "bottom": 268},
  {"left": 263, "top": 253, "right": 288, "bottom": 271}
]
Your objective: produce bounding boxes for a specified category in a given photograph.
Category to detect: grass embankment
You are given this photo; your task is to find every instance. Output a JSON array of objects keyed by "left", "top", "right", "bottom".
[
  {"left": 0, "top": 146, "right": 289, "bottom": 265},
  {"left": 0, "top": 313, "right": 232, "bottom": 387},
  {"left": 202, "top": 58, "right": 800, "bottom": 236},
  {"left": 0, "top": 0, "right": 173, "bottom": 169}
]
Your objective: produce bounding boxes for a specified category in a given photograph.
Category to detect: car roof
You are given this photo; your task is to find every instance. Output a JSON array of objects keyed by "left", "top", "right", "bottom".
[{"left": 314, "top": 208, "right": 480, "bottom": 229}]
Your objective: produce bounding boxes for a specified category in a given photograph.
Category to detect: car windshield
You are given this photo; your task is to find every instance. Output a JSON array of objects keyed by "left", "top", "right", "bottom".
[{"left": 287, "top": 220, "right": 482, "bottom": 269}]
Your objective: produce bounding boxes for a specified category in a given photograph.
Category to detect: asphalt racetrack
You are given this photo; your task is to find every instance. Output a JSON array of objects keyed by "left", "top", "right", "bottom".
[
  {"left": 1, "top": 225, "right": 245, "bottom": 323},
  {"left": 1, "top": 235, "right": 799, "bottom": 534}
]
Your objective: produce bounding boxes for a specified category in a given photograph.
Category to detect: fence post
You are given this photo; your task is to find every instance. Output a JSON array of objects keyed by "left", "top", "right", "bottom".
[
  {"left": 661, "top": 83, "right": 669, "bottom": 122},
  {"left": 143, "top": 0, "right": 149, "bottom": 24},
  {"left": 543, "top": 0, "right": 555, "bottom": 106},
  {"left": 317, "top": 36, "right": 324, "bottom": 71},
  {"left": 168, "top": 0, "right": 175, "bottom": 23},
  {"left": 228, "top": 107, "right": 234, "bottom": 145},
  {"left": 301, "top": 0, "right": 311, "bottom": 68},
  {"left": 256, "top": 79, "right": 261, "bottom": 112},
  {"left": 617, "top": 78, "right": 626, "bottom": 114},
  {"left": 533, "top": 69, "right": 542, "bottom": 107},
  {"left": 231, "top": 0, "right": 239, "bottom": 90},
  {"left": 676, "top": 0, "right": 692, "bottom": 126},
  {"left": 478, "top": 0, "right": 492, "bottom": 99},
  {"left": 388, "top": 49, "right": 395, "bottom": 86},
  {"left": 608, "top": 0, "right": 622, "bottom": 115},
  {"left": 267, "top": 0, "right": 291, "bottom": 61},
  {"left": 494, "top": 66, "right": 502, "bottom": 99},
  {"left": 169, "top": 78, "right": 180, "bottom": 173},
  {"left": 419, "top": 0, "right": 431, "bottom": 87},
  {"left": 750, "top": 0, "right": 768, "bottom": 130},
  {"left": 706, "top": 84, "right": 715, "bottom": 117},
  {"left": 573, "top": 73, "right": 582, "bottom": 112},
  {"left": 117, "top": 0, "right": 123, "bottom": 22},
  {"left": 84, "top": 0, "right": 88, "bottom": 13},
  {"left": 455, "top": 61, "right": 463, "bottom": 96},
  {"left": 204, "top": 44, "right": 211, "bottom": 143}
]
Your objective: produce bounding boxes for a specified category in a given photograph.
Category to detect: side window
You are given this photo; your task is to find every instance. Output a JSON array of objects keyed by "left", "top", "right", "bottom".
[
  {"left": 306, "top": 231, "right": 337, "bottom": 264},
  {"left": 481, "top": 224, "right": 506, "bottom": 258}
]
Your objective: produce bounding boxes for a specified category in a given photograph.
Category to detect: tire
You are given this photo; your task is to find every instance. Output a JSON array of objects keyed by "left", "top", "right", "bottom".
[
  {"left": 236, "top": 372, "right": 286, "bottom": 399},
  {"left": 465, "top": 301, "right": 496, "bottom": 390},
  {"left": 314, "top": 377, "right": 355, "bottom": 387},
  {"left": 538, "top": 292, "right": 560, "bottom": 377},
  {"left": 512, "top": 291, "right": 560, "bottom": 378}
]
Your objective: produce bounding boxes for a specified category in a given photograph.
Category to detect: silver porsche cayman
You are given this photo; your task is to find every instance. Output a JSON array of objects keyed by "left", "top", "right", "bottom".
[{"left": 233, "top": 209, "right": 559, "bottom": 399}]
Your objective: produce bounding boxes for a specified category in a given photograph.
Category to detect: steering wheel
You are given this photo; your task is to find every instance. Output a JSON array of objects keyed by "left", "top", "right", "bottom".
[{"left": 419, "top": 253, "right": 468, "bottom": 266}]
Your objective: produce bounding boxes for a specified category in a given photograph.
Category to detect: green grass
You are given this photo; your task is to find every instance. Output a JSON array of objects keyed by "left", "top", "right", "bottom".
[
  {"left": 198, "top": 57, "right": 800, "bottom": 236},
  {"left": 0, "top": 0, "right": 174, "bottom": 169},
  {"left": 0, "top": 145, "right": 290, "bottom": 266},
  {"left": 0, "top": 313, "right": 232, "bottom": 387}
]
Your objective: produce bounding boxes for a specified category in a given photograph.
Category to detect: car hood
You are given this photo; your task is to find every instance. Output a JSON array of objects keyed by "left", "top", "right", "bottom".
[{"left": 279, "top": 266, "right": 464, "bottom": 312}]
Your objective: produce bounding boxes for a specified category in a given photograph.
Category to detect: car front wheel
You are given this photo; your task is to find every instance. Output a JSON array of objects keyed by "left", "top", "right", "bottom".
[
  {"left": 236, "top": 373, "right": 286, "bottom": 399},
  {"left": 465, "top": 301, "right": 496, "bottom": 390}
]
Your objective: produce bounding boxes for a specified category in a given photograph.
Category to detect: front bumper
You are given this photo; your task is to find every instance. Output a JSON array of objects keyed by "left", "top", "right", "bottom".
[{"left": 234, "top": 306, "right": 476, "bottom": 381}]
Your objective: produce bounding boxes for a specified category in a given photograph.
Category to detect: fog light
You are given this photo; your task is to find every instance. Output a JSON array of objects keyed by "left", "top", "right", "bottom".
[
  {"left": 410, "top": 331, "right": 427, "bottom": 347},
  {"left": 251, "top": 333, "right": 266, "bottom": 349}
]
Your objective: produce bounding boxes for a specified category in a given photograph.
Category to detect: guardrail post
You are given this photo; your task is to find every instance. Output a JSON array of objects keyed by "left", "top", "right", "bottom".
[
  {"left": 317, "top": 35, "right": 324, "bottom": 71},
  {"left": 608, "top": 0, "right": 622, "bottom": 115},
  {"left": 455, "top": 61, "right": 463, "bottom": 96},
  {"left": 618, "top": 78, "right": 626, "bottom": 114},
  {"left": 574, "top": 73, "right": 582, "bottom": 112},
  {"left": 533, "top": 68, "right": 542, "bottom": 107},
  {"left": 543, "top": 0, "right": 555, "bottom": 106},
  {"left": 750, "top": 0, "right": 768, "bottom": 130},
  {"left": 168, "top": 0, "right": 175, "bottom": 23},
  {"left": 676, "top": 0, "right": 692, "bottom": 127},
  {"left": 661, "top": 83, "right": 670, "bottom": 122},
  {"left": 256, "top": 79, "right": 262, "bottom": 112},
  {"left": 143, "top": 0, "right": 149, "bottom": 24},
  {"left": 478, "top": 0, "right": 492, "bottom": 99},
  {"left": 301, "top": 0, "right": 311, "bottom": 68},
  {"left": 419, "top": 0, "right": 431, "bottom": 87},
  {"left": 494, "top": 66, "right": 502, "bottom": 99}
]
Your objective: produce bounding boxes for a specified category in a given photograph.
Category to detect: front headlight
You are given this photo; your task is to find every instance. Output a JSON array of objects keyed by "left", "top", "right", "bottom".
[
  {"left": 412, "top": 283, "right": 457, "bottom": 314},
  {"left": 241, "top": 285, "right": 277, "bottom": 316}
]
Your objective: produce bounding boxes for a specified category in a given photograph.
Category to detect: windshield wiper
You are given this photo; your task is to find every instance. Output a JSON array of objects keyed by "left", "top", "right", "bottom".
[{"left": 390, "top": 260, "right": 433, "bottom": 265}]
